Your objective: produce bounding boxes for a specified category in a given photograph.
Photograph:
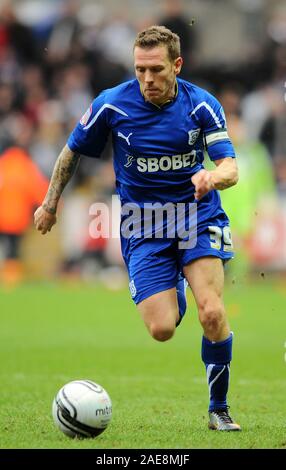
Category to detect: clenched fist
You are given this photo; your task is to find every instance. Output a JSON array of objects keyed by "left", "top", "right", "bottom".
[
  {"left": 34, "top": 206, "right": 57, "bottom": 235},
  {"left": 191, "top": 169, "right": 214, "bottom": 201}
]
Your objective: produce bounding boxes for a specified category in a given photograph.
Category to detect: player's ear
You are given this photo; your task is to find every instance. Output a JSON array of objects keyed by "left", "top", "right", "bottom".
[{"left": 174, "top": 57, "right": 183, "bottom": 75}]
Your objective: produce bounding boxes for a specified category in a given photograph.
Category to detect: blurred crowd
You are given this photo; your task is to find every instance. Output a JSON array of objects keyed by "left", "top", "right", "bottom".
[{"left": 0, "top": 0, "right": 286, "bottom": 284}]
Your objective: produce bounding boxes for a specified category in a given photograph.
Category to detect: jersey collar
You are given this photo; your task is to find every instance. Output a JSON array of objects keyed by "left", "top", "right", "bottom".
[{"left": 139, "top": 80, "right": 178, "bottom": 109}]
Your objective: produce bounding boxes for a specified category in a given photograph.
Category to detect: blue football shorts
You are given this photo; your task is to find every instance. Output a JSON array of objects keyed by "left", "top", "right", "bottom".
[{"left": 121, "top": 216, "right": 234, "bottom": 305}]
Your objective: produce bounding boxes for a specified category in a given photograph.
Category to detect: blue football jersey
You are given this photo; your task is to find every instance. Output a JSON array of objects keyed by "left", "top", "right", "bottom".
[{"left": 68, "top": 77, "right": 235, "bottom": 206}]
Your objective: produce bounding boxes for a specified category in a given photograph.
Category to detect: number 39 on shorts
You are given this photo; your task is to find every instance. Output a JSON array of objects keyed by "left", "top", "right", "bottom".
[{"left": 208, "top": 225, "right": 233, "bottom": 252}]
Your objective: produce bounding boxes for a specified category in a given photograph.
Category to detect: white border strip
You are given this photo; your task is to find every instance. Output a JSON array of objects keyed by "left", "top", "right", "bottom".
[
  {"left": 206, "top": 131, "right": 229, "bottom": 146},
  {"left": 191, "top": 101, "right": 222, "bottom": 128},
  {"left": 84, "top": 104, "right": 128, "bottom": 130}
]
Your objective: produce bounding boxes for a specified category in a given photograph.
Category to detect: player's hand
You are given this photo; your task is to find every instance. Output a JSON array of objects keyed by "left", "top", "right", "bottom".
[
  {"left": 34, "top": 206, "right": 57, "bottom": 235},
  {"left": 191, "top": 169, "right": 215, "bottom": 201}
]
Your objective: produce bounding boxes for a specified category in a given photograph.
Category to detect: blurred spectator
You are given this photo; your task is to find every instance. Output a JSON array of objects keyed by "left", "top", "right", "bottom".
[
  {"left": 96, "top": 14, "right": 136, "bottom": 73},
  {"left": 0, "top": 0, "right": 38, "bottom": 64},
  {"left": 0, "top": 83, "right": 17, "bottom": 152},
  {"left": 0, "top": 144, "right": 48, "bottom": 284},
  {"left": 259, "top": 86, "right": 286, "bottom": 158},
  {"left": 242, "top": 40, "right": 286, "bottom": 196},
  {"left": 267, "top": 2, "right": 286, "bottom": 46},
  {"left": 215, "top": 84, "right": 277, "bottom": 274},
  {"left": 55, "top": 63, "right": 93, "bottom": 123},
  {"left": 158, "top": 0, "right": 197, "bottom": 76},
  {"left": 30, "top": 99, "right": 66, "bottom": 178},
  {"left": 46, "top": 0, "right": 82, "bottom": 65}
]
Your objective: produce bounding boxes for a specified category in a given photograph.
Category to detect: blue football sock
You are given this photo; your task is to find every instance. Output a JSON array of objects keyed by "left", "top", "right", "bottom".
[
  {"left": 176, "top": 275, "right": 187, "bottom": 326},
  {"left": 201, "top": 332, "right": 233, "bottom": 412}
]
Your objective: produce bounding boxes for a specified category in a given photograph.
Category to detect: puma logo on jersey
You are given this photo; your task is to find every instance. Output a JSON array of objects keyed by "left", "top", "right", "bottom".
[
  {"left": 118, "top": 131, "right": 133, "bottom": 146},
  {"left": 124, "top": 155, "right": 134, "bottom": 168}
]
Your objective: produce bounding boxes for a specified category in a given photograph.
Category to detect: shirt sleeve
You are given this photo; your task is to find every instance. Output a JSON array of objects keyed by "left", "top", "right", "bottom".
[
  {"left": 197, "top": 92, "right": 236, "bottom": 161},
  {"left": 67, "top": 92, "right": 110, "bottom": 158}
]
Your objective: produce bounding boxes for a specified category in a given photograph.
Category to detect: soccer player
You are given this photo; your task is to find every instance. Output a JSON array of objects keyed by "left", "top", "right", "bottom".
[{"left": 34, "top": 26, "right": 241, "bottom": 431}]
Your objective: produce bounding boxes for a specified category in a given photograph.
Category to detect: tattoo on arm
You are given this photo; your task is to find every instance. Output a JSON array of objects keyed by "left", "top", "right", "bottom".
[
  {"left": 212, "top": 158, "right": 238, "bottom": 191},
  {"left": 42, "top": 145, "right": 81, "bottom": 214},
  {"left": 214, "top": 181, "right": 231, "bottom": 190}
]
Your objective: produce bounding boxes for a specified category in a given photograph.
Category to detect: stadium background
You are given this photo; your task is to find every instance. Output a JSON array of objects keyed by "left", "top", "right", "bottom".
[{"left": 0, "top": 0, "right": 285, "bottom": 449}]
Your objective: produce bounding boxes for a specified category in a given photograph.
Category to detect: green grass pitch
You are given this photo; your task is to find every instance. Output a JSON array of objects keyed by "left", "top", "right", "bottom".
[{"left": 0, "top": 278, "right": 285, "bottom": 449}]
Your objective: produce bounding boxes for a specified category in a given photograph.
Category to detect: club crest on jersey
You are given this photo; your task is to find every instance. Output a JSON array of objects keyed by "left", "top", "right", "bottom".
[
  {"left": 188, "top": 128, "right": 200, "bottom": 145},
  {"left": 80, "top": 104, "right": 92, "bottom": 126}
]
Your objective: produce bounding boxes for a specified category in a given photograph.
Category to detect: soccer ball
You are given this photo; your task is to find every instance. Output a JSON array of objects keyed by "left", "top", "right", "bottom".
[{"left": 52, "top": 379, "right": 112, "bottom": 438}]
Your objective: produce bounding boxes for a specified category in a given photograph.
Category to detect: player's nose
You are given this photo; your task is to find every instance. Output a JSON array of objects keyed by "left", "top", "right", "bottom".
[{"left": 144, "top": 70, "right": 154, "bottom": 83}]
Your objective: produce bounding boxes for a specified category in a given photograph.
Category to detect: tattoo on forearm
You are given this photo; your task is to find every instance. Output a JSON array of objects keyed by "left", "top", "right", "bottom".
[
  {"left": 215, "top": 181, "right": 231, "bottom": 190},
  {"left": 43, "top": 145, "right": 80, "bottom": 213}
]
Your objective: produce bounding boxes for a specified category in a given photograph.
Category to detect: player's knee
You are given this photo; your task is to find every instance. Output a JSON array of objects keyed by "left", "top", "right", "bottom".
[
  {"left": 199, "top": 300, "right": 225, "bottom": 335},
  {"left": 149, "top": 324, "right": 175, "bottom": 342}
]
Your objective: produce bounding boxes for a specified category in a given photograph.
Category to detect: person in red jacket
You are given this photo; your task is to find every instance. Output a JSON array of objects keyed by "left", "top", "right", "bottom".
[{"left": 0, "top": 146, "right": 48, "bottom": 284}]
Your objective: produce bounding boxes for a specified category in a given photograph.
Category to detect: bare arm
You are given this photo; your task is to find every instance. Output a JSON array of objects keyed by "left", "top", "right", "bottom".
[
  {"left": 34, "top": 144, "right": 80, "bottom": 234},
  {"left": 42, "top": 144, "right": 80, "bottom": 214},
  {"left": 211, "top": 157, "right": 239, "bottom": 190},
  {"left": 191, "top": 157, "right": 239, "bottom": 201}
]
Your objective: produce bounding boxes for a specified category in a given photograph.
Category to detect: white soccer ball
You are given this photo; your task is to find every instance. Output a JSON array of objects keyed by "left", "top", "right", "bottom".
[{"left": 52, "top": 379, "right": 112, "bottom": 438}]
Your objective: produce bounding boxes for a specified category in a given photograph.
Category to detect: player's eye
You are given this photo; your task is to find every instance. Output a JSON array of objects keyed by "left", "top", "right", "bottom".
[{"left": 151, "top": 67, "right": 164, "bottom": 73}]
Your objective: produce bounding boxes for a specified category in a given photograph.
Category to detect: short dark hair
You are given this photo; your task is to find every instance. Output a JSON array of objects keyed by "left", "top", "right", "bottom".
[{"left": 134, "top": 25, "right": 181, "bottom": 61}]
